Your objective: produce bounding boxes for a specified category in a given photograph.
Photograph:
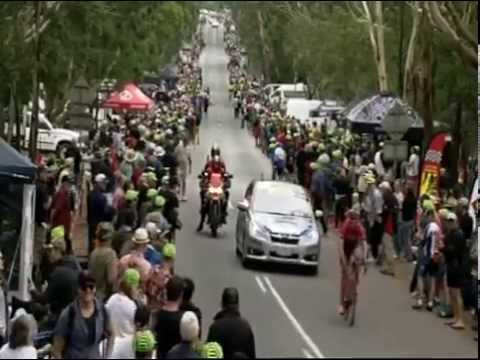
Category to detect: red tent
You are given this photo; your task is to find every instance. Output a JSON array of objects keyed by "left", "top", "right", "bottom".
[{"left": 102, "top": 83, "right": 155, "bottom": 111}]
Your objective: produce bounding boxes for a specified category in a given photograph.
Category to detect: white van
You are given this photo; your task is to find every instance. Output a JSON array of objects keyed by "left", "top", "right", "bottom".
[
  {"left": 286, "top": 99, "right": 322, "bottom": 123},
  {"left": 269, "top": 83, "right": 308, "bottom": 111}
]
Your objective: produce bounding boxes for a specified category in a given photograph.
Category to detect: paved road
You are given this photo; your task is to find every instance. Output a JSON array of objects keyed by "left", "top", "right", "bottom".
[{"left": 175, "top": 23, "right": 477, "bottom": 358}]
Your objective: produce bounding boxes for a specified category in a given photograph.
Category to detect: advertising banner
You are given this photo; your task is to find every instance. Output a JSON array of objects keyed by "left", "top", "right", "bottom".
[{"left": 418, "top": 132, "right": 450, "bottom": 200}]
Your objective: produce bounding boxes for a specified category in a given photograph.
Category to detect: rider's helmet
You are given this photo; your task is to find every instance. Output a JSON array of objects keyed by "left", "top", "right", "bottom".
[{"left": 211, "top": 143, "right": 221, "bottom": 158}]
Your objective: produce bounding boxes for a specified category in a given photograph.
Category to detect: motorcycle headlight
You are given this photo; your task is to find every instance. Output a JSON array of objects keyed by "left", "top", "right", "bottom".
[
  {"left": 299, "top": 228, "right": 319, "bottom": 245},
  {"left": 208, "top": 186, "right": 224, "bottom": 195},
  {"left": 249, "top": 221, "right": 270, "bottom": 242}
]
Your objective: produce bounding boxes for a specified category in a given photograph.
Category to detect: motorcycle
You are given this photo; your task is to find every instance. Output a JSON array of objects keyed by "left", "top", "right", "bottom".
[{"left": 198, "top": 172, "right": 233, "bottom": 237}]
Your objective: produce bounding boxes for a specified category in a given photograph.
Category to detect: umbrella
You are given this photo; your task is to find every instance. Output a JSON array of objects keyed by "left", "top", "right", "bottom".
[{"left": 342, "top": 93, "right": 424, "bottom": 129}]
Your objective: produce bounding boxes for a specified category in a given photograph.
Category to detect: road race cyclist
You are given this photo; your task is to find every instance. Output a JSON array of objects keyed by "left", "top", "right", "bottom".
[{"left": 338, "top": 209, "right": 368, "bottom": 316}]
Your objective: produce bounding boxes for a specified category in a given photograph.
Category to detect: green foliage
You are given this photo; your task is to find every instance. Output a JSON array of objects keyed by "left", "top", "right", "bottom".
[
  {"left": 0, "top": 1, "right": 199, "bottom": 120},
  {"left": 229, "top": 1, "right": 476, "bottom": 153}
]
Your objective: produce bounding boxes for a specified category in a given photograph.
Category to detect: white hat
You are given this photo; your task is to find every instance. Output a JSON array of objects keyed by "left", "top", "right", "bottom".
[
  {"left": 154, "top": 146, "right": 165, "bottom": 157},
  {"left": 458, "top": 197, "right": 469, "bottom": 207},
  {"left": 132, "top": 228, "right": 150, "bottom": 244},
  {"left": 180, "top": 311, "right": 200, "bottom": 342},
  {"left": 95, "top": 173, "right": 107, "bottom": 183},
  {"left": 446, "top": 212, "right": 458, "bottom": 221},
  {"left": 379, "top": 181, "right": 391, "bottom": 191},
  {"left": 318, "top": 153, "right": 331, "bottom": 165},
  {"left": 145, "top": 222, "right": 160, "bottom": 235}
]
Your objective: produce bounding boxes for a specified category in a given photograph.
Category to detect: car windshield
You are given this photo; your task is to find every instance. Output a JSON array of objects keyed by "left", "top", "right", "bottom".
[
  {"left": 253, "top": 184, "right": 313, "bottom": 218},
  {"left": 283, "top": 91, "right": 306, "bottom": 99}
]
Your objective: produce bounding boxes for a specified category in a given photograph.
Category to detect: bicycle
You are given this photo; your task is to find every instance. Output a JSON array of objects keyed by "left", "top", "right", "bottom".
[
  {"left": 341, "top": 251, "right": 367, "bottom": 327},
  {"left": 342, "top": 262, "right": 359, "bottom": 326}
]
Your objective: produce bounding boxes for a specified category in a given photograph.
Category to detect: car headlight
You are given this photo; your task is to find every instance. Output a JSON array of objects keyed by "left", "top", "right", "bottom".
[
  {"left": 299, "top": 229, "right": 319, "bottom": 246},
  {"left": 249, "top": 221, "right": 270, "bottom": 242}
]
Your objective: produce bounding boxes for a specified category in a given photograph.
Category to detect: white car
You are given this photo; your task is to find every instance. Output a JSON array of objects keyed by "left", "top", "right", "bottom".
[
  {"left": 236, "top": 181, "right": 322, "bottom": 274},
  {"left": 15, "top": 112, "right": 81, "bottom": 154}
]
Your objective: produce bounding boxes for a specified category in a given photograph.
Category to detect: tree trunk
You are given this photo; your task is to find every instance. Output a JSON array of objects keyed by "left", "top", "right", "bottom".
[
  {"left": 14, "top": 90, "right": 22, "bottom": 150},
  {"left": 398, "top": 2, "right": 405, "bottom": 96},
  {"left": 425, "top": 1, "right": 477, "bottom": 70},
  {"left": 362, "top": 1, "right": 389, "bottom": 92},
  {"left": 449, "top": 98, "right": 462, "bottom": 183},
  {"left": 403, "top": 2, "right": 422, "bottom": 101},
  {"left": 419, "top": 22, "right": 434, "bottom": 144},
  {"left": 7, "top": 85, "right": 15, "bottom": 144},
  {"left": 29, "top": 1, "right": 41, "bottom": 161},
  {"left": 0, "top": 104, "right": 4, "bottom": 140},
  {"left": 256, "top": 9, "right": 271, "bottom": 82},
  {"left": 374, "top": 1, "right": 388, "bottom": 92}
]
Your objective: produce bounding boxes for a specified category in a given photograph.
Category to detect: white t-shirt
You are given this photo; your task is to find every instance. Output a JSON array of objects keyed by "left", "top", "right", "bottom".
[
  {"left": 105, "top": 293, "right": 137, "bottom": 337},
  {"left": 274, "top": 147, "right": 287, "bottom": 162},
  {"left": 423, "top": 222, "right": 441, "bottom": 258},
  {"left": 109, "top": 335, "right": 134, "bottom": 359},
  {"left": 407, "top": 153, "right": 420, "bottom": 177},
  {"left": 374, "top": 151, "right": 385, "bottom": 176},
  {"left": 0, "top": 344, "right": 37, "bottom": 359}
]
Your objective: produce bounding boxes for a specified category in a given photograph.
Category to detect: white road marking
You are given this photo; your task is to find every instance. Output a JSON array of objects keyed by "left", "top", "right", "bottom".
[
  {"left": 263, "top": 276, "right": 325, "bottom": 359},
  {"left": 255, "top": 275, "right": 267, "bottom": 294},
  {"left": 302, "top": 348, "right": 314, "bottom": 358}
]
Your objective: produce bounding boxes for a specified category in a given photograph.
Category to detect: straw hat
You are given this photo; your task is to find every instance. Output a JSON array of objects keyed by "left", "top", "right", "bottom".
[
  {"left": 125, "top": 149, "right": 137, "bottom": 163},
  {"left": 132, "top": 228, "right": 150, "bottom": 245}
]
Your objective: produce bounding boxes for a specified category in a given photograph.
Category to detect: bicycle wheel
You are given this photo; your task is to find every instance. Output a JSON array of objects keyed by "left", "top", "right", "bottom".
[
  {"left": 349, "top": 295, "right": 356, "bottom": 326},
  {"left": 343, "top": 300, "right": 351, "bottom": 322}
]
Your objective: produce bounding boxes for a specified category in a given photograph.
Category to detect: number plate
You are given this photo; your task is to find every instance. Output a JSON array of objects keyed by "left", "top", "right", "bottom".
[{"left": 275, "top": 246, "right": 292, "bottom": 257}]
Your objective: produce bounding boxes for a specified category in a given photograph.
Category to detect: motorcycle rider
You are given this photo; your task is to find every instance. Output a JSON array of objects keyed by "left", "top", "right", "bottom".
[{"left": 197, "top": 145, "right": 230, "bottom": 232}]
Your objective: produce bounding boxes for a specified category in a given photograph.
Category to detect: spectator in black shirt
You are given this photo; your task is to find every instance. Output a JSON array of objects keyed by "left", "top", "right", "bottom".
[
  {"left": 398, "top": 186, "right": 417, "bottom": 261},
  {"left": 87, "top": 174, "right": 112, "bottom": 253},
  {"left": 207, "top": 288, "right": 256, "bottom": 359},
  {"left": 180, "top": 278, "right": 202, "bottom": 337},
  {"left": 65, "top": 143, "right": 82, "bottom": 185},
  {"left": 442, "top": 213, "right": 469, "bottom": 330},
  {"left": 158, "top": 177, "right": 181, "bottom": 242},
  {"left": 154, "top": 275, "right": 184, "bottom": 359},
  {"left": 457, "top": 197, "right": 474, "bottom": 242}
]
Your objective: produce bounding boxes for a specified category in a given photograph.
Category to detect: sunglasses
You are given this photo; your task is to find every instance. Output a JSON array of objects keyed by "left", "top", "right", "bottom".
[{"left": 81, "top": 284, "right": 95, "bottom": 291}]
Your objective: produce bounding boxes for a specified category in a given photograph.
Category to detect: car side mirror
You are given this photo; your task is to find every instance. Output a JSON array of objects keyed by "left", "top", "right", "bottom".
[
  {"left": 315, "top": 210, "right": 323, "bottom": 219},
  {"left": 237, "top": 200, "right": 249, "bottom": 212}
]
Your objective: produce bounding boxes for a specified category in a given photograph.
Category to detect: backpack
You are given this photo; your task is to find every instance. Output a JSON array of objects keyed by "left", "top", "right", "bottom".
[{"left": 63, "top": 301, "right": 109, "bottom": 357}]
